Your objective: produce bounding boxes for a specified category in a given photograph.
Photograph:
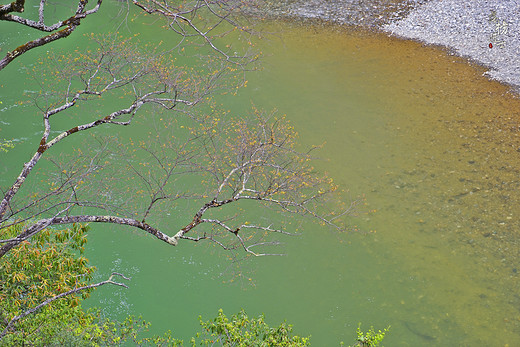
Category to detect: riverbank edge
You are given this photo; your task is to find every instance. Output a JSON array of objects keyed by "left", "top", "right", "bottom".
[
  {"left": 265, "top": 0, "right": 520, "bottom": 95},
  {"left": 382, "top": 0, "right": 520, "bottom": 95}
]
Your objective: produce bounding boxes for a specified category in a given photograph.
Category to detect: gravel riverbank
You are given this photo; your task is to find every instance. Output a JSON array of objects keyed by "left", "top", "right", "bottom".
[
  {"left": 269, "top": 0, "right": 428, "bottom": 28},
  {"left": 384, "top": 0, "right": 520, "bottom": 93},
  {"left": 271, "top": 0, "right": 520, "bottom": 92}
]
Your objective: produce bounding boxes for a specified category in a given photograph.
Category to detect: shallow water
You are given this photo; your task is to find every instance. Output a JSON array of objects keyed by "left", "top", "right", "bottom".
[
  {"left": 2, "top": 4, "right": 520, "bottom": 346},
  {"left": 244, "top": 23, "right": 520, "bottom": 345}
]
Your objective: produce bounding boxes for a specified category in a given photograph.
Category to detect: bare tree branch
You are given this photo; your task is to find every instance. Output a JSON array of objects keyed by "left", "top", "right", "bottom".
[
  {"left": 0, "top": 0, "right": 358, "bottom": 266},
  {"left": 131, "top": 0, "right": 261, "bottom": 65},
  {"left": 0, "top": 0, "right": 24, "bottom": 16},
  {"left": 0, "top": 214, "right": 178, "bottom": 258},
  {"left": 0, "top": 0, "right": 103, "bottom": 71},
  {"left": 0, "top": 35, "right": 194, "bottom": 222}
]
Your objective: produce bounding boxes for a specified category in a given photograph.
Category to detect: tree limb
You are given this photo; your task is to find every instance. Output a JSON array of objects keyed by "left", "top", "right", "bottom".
[
  {"left": 0, "top": 0, "right": 24, "bottom": 16},
  {"left": 0, "top": 215, "right": 178, "bottom": 258},
  {"left": 0, "top": 0, "right": 102, "bottom": 71}
]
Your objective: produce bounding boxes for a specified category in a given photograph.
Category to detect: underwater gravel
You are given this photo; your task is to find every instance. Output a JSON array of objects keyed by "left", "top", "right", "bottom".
[
  {"left": 384, "top": 0, "right": 520, "bottom": 93},
  {"left": 266, "top": 0, "right": 520, "bottom": 92},
  {"left": 266, "top": 0, "right": 429, "bottom": 28}
]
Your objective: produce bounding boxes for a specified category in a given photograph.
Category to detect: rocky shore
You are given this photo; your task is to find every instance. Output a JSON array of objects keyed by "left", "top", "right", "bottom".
[
  {"left": 269, "top": 0, "right": 520, "bottom": 92},
  {"left": 271, "top": 0, "right": 427, "bottom": 28},
  {"left": 384, "top": 0, "right": 520, "bottom": 93}
]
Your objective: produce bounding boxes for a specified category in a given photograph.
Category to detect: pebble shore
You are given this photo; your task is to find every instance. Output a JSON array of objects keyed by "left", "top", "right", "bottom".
[
  {"left": 384, "top": 0, "right": 520, "bottom": 93},
  {"left": 271, "top": 0, "right": 520, "bottom": 92},
  {"left": 272, "top": 0, "right": 428, "bottom": 28}
]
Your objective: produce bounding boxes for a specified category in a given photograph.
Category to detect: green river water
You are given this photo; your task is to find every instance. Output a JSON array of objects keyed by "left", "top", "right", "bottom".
[{"left": 1, "top": 2, "right": 520, "bottom": 346}]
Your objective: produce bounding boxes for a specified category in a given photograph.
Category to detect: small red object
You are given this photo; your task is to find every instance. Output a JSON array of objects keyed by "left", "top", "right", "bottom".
[{"left": 489, "top": 43, "right": 493, "bottom": 48}]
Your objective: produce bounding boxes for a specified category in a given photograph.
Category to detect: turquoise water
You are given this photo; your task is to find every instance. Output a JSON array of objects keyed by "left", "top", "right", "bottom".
[{"left": 2, "top": 3, "right": 520, "bottom": 346}]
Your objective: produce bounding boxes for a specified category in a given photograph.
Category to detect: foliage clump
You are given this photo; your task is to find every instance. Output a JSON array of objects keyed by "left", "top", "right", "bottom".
[
  {"left": 194, "top": 309, "right": 310, "bottom": 346},
  {"left": 0, "top": 139, "right": 13, "bottom": 153},
  {"left": 346, "top": 324, "right": 390, "bottom": 347},
  {"left": 0, "top": 223, "right": 179, "bottom": 345},
  {"left": 0, "top": 223, "right": 93, "bottom": 344}
]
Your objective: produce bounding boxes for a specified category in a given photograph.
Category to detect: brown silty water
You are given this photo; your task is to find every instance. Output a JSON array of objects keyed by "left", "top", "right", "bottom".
[{"left": 249, "top": 22, "right": 520, "bottom": 344}]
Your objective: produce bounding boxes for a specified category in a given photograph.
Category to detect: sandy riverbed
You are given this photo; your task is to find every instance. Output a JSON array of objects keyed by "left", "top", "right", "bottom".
[{"left": 269, "top": 0, "right": 520, "bottom": 93}]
